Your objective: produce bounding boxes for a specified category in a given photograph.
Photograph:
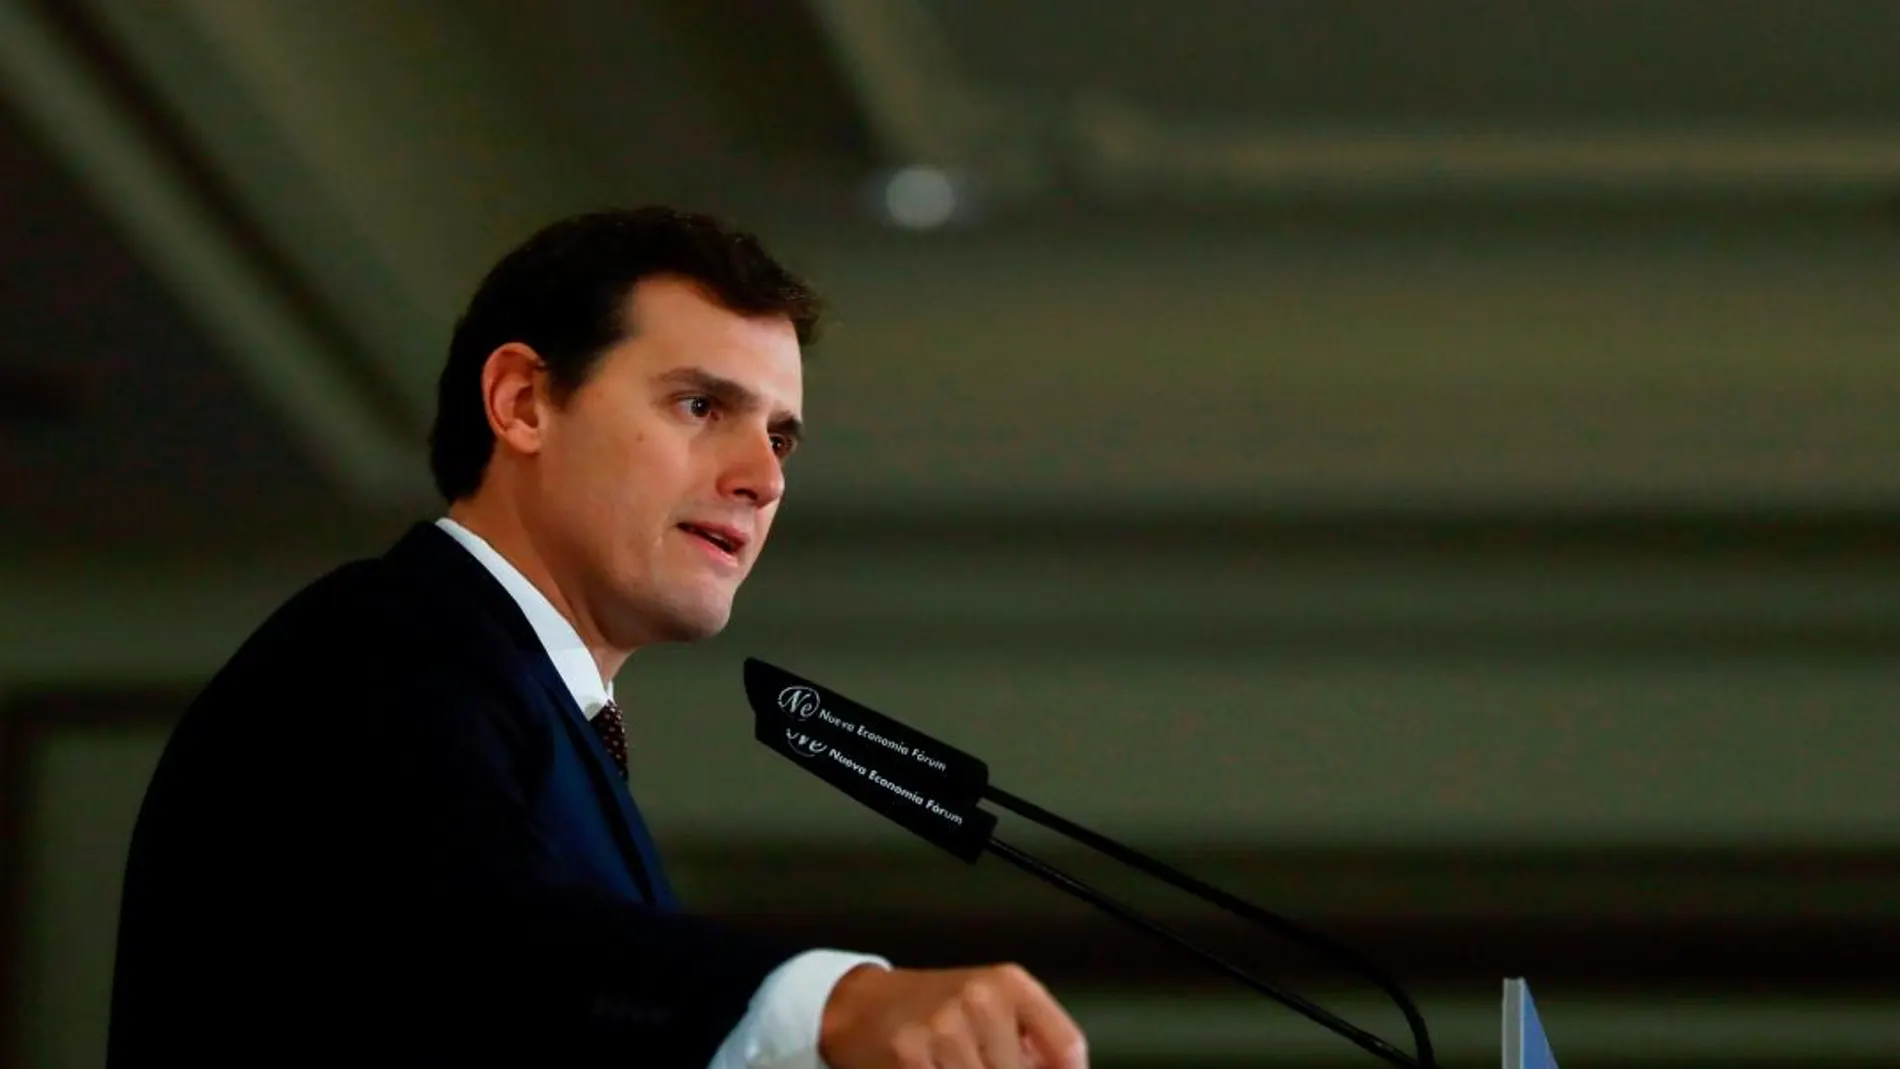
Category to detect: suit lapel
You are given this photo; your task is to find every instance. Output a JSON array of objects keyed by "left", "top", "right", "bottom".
[
  {"left": 382, "top": 522, "right": 674, "bottom": 907},
  {"left": 519, "top": 658, "right": 678, "bottom": 909}
]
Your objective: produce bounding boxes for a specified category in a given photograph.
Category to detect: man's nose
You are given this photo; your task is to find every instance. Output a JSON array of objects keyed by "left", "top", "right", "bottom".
[{"left": 718, "top": 429, "right": 785, "bottom": 506}]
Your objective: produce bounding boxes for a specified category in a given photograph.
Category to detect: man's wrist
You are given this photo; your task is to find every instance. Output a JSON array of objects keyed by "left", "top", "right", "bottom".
[{"left": 817, "top": 962, "right": 890, "bottom": 1066}]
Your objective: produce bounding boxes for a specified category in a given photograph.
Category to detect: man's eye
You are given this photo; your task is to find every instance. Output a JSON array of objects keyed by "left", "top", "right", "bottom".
[
  {"left": 771, "top": 436, "right": 794, "bottom": 458},
  {"left": 681, "top": 396, "right": 713, "bottom": 419}
]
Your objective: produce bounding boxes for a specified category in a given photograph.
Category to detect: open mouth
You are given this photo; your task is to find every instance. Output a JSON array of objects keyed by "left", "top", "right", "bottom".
[{"left": 678, "top": 523, "right": 741, "bottom": 556}]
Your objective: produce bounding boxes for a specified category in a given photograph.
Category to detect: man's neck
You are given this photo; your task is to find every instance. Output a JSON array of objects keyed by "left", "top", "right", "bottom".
[{"left": 444, "top": 498, "right": 630, "bottom": 686}]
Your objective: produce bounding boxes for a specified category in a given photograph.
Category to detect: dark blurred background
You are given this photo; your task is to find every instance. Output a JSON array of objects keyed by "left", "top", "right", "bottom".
[{"left": 2, "top": 2, "right": 1898, "bottom": 1066}]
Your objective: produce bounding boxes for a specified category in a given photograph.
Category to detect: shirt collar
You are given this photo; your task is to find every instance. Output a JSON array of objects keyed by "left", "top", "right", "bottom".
[{"left": 434, "top": 517, "right": 614, "bottom": 720}]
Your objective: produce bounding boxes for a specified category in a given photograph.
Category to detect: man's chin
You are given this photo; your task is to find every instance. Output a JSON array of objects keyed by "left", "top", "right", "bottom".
[
  {"left": 650, "top": 598, "right": 734, "bottom": 645},
  {"left": 604, "top": 586, "right": 737, "bottom": 648}
]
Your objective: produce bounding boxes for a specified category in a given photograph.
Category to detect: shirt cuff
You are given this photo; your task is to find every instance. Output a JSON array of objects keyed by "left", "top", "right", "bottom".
[{"left": 706, "top": 949, "right": 891, "bottom": 1069}]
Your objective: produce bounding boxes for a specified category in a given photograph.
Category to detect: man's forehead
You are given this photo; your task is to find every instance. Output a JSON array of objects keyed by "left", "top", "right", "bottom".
[
  {"left": 615, "top": 279, "right": 802, "bottom": 392},
  {"left": 626, "top": 276, "right": 798, "bottom": 339}
]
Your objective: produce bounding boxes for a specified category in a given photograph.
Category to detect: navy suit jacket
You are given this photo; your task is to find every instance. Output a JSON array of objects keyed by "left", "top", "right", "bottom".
[{"left": 108, "top": 522, "right": 796, "bottom": 1067}]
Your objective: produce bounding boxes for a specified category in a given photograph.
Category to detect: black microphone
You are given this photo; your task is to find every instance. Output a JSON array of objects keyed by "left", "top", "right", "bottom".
[
  {"left": 744, "top": 657, "right": 1438, "bottom": 1069},
  {"left": 755, "top": 679, "right": 995, "bottom": 862}
]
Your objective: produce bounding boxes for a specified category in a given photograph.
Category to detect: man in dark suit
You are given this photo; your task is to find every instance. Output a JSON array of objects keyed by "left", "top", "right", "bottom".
[{"left": 107, "top": 208, "right": 1087, "bottom": 1069}]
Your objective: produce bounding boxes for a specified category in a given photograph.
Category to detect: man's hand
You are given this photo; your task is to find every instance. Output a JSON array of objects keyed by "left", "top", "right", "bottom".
[{"left": 818, "top": 963, "right": 1087, "bottom": 1069}]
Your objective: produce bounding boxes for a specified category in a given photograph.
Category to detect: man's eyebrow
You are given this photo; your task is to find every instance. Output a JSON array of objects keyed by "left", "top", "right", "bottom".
[{"left": 658, "top": 366, "right": 804, "bottom": 442}]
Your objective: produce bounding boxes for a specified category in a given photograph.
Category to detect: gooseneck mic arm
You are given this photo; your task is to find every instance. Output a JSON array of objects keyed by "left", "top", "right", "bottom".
[
  {"left": 983, "top": 786, "right": 1436, "bottom": 1068},
  {"left": 745, "top": 658, "right": 1437, "bottom": 1069}
]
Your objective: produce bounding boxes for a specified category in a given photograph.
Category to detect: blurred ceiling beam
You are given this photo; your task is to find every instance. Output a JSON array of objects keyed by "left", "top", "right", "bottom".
[
  {"left": 806, "top": 0, "right": 1005, "bottom": 170},
  {"left": 70, "top": 0, "right": 604, "bottom": 420},
  {"left": 0, "top": 0, "right": 426, "bottom": 504},
  {"left": 1065, "top": 118, "right": 1900, "bottom": 207},
  {"left": 808, "top": 0, "right": 1900, "bottom": 213}
]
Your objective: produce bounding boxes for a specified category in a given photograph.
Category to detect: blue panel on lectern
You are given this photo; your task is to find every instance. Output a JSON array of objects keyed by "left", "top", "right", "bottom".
[{"left": 1502, "top": 979, "right": 1560, "bottom": 1069}]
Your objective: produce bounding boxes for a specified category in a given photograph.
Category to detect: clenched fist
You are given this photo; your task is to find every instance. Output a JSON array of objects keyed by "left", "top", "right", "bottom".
[{"left": 818, "top": 963, "right": 1088, "bottom": 1069}]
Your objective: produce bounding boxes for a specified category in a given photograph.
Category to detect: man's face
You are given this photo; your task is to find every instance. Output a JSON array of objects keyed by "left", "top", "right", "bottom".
[{"left": 521, "top": 276, "right": 804, "bottom": 648}]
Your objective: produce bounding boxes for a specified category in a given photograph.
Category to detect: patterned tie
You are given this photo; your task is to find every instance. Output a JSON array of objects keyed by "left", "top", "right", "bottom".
[{"left": 591, "top": 699, "right": 629, "bottom": 780}]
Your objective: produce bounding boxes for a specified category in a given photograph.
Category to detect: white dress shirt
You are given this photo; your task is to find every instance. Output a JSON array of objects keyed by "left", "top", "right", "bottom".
[{"left": 435, "top": 518, "right": 888, "bottom": 1069}]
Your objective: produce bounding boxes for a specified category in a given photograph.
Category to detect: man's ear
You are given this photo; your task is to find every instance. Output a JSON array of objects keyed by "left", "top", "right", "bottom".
[{"left": 480, "top": 343, "right": 552, "bottom": 457}]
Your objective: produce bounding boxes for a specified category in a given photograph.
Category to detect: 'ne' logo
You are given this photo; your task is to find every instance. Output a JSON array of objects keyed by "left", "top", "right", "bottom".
[{"left": 777, "top": 685, "right": 821, "bottom": 721}]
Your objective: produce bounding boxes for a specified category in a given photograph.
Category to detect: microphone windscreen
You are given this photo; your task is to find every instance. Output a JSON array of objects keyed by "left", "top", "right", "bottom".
[{"left": 746, "top": 658, "right": 996, "bottom": 861}]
